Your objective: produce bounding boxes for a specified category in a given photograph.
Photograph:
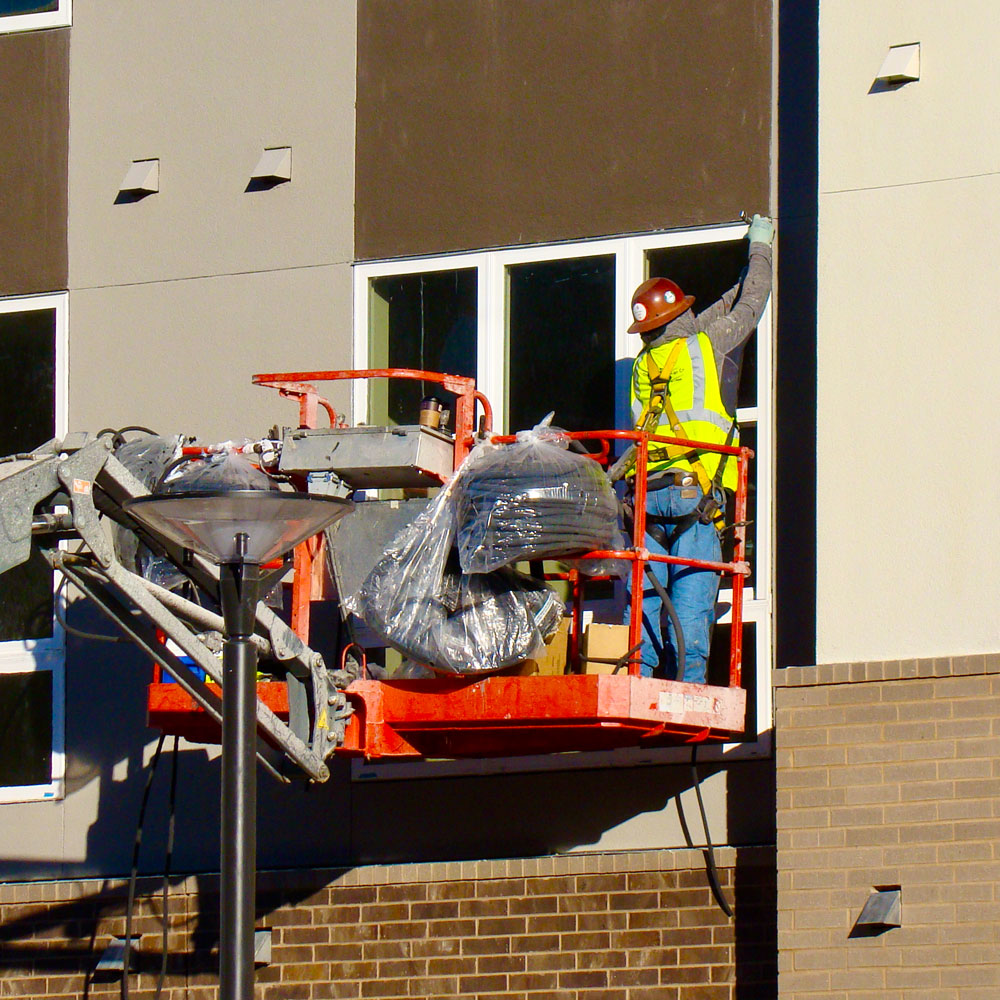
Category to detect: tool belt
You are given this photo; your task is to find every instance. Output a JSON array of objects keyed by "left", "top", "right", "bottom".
[
  {"left": 646, "top": 469, "right": 700, "bottom": 491},
  {"left": 623, "top": 478, "right": 724, "bottom": 551}
]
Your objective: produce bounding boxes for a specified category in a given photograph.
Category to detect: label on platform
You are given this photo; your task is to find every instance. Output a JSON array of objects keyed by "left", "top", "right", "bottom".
[
  {"left": 72, "top": 479, "right": 92, "bottom": 495},
  {"left": 658, "top": 691, "right": 716, "bottom": 716}
]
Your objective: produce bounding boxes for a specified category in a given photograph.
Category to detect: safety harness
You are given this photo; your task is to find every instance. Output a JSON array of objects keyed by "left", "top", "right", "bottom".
[{"left": 630, "top": 340, "right": 734, "bottom": 546}]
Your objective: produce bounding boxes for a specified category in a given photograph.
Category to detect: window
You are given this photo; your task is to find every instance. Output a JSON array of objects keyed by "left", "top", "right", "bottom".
[
  {"left": 0, "top": 293, "right": 67, "bottom": 802},
  {"left": 0, "top": 0, "right": 70, "bottom": 33},
  {"left": 353, "top": 225, "right": 773, "bottom": 771}
]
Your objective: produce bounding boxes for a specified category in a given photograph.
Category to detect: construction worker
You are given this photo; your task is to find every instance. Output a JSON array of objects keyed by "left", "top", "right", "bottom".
[{"left": 625, "top": 215, "right": 774, "bottom": 683}]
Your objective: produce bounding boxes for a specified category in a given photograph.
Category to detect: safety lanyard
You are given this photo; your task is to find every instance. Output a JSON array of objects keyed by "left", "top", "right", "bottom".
[{"left": 638, "top": 341, "right": 714, "bottom": 496}]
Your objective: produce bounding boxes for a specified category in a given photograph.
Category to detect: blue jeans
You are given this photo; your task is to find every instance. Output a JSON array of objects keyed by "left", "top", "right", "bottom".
[{"left": 626, "top": 484, "right": 721, "bottom": 683}]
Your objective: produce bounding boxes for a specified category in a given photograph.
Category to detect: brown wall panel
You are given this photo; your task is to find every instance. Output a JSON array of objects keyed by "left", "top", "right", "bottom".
[
  {"left": 357, "top": 0, "right": 771, "bottom": 260},
  {"left": 0, "top": 28, "right": 69, "bottom": 295}
]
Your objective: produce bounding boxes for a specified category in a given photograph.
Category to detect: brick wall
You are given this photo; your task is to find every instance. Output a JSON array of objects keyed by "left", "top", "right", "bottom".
[
  {"left": 774, "top": 654, "right": 1000, "bottom": 999},
  {"left": 0, "top": 847, "right": 775, "bottom": 999}
]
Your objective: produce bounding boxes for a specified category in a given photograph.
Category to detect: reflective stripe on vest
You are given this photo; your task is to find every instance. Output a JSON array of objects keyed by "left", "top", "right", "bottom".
[{"left": 630, "top": 332, "right": 738, "bottom": 490}]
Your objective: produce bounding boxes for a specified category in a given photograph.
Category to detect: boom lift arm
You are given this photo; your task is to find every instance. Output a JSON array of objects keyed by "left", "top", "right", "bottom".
[{"left": 0, "top": 434, "right": 347, "bottom": 782}]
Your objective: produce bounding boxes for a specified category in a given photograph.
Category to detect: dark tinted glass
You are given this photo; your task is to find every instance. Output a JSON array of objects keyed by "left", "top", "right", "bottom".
[
  {"left": 0, "top": 1, "right": 57, "bottom": 15},
  {"left": 0, "top": 308, "right": 56, "bottom": 640},
  {"left": 0, "top": 671, "right": 52, "bottom": 786},
  {"left": 369, "top": 270, "right": 477, "bottom": 426},
  {"left": 646, "top": 240, "right": 757, "bottom": 410},
  {"left": 507, "top": 256, "right": 615, "bottom": 434}
]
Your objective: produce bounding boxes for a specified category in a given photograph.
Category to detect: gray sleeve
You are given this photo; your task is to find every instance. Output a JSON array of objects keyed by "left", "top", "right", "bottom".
[
  {"left": 694, "top": 282, "right": 741, "bottom": 327},
  {"left": 702, "top": 242, "right": 773, "bottom": 361}
]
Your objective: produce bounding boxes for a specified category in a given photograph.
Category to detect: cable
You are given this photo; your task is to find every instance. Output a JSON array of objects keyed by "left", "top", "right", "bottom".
[
  {"left": 97, "top": 426, "right": 159, "bottom": 449},
  {"left": 122, "top": 733, "right": 167, "bottom": 1000},
  {"left": 55, "top": 576, "right": 129, "bottom": 643},
  {"left": 642, "top": 562, "right": 686, "bottom": 676},
  {"left": 690, "top": 745, "right": 734, "bottom": 919},
  {"left": 153, "top": 735, "right": 180, "bottom": 1000},
  {"left": 151, "top": 454, "right": 205, "bottom": 494}
]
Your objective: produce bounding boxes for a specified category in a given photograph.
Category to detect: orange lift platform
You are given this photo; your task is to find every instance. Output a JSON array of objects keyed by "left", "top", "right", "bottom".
[{"left": 147, "top": 369, "right": 751, "bottom": 763}]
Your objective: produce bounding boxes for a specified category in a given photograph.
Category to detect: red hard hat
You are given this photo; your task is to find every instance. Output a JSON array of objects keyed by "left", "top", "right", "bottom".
[{"left": 627, "top": 277, "right": 695, "bottom": 334}]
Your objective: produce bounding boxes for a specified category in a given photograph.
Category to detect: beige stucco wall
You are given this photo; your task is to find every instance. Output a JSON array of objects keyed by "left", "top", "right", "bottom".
[
  {"left": 66, "top": 1, "right": 357, "bottom": 438},
  {"left": 815, "top": 2, "right": 1000, "bottom": 663}
]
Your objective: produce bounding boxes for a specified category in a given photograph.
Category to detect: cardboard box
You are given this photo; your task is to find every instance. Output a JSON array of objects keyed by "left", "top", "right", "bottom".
[
  {"left": 581, "top": 623, "right": 631, "bottom": 675},
  {"left": 518, "top": 617, "right": 569, "bottom": 676}
]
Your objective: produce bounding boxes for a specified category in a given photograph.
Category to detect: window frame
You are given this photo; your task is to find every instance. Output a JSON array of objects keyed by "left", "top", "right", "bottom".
[
  {"left": 351, "top": 225, "right": 773, "bottom": 778},
  {"left": 0, "top": 0, "right": 71, "bottom": 34},
  {"left": 0, "top": 291, "right": 68, "bottom": 803}
]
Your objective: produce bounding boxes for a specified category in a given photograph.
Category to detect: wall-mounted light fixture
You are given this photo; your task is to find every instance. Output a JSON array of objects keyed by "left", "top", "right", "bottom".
[
  {"left": 247, "top": 146, "right": 291, "bottom": 190},
  {"left": 118, "top": 158, "right": 159, "bottom": 199},
  {"left": 875, "top": 43, "right": 920, "bottom": 85}
]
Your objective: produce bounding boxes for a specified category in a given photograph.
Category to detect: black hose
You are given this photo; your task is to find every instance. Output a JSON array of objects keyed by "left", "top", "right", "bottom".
[
  {"left": 153, "top": 736, "right": 179, "bottom": 1000},
  {"left": 151, "top": 454, "right": 205, "bottom": 494},
  {"left": 642, "top": 562, "right": 686, "bottom": 678},
  {"left": 55, "top": 576, "right": 129, "bottom": 644},
  {"left": 97, "top": 426, "right": 159, "bottom": 449},
  {"left": 122, "top": 733, "right": 167, "bottom": 1000},
  {"left": 691, "top": 745, "right": 734, "bottom": 919}
]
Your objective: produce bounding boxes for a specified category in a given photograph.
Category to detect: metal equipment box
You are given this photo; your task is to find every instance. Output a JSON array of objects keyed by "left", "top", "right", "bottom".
[{"left": 278, "top": 425, "right": 453, "bottom": 489}]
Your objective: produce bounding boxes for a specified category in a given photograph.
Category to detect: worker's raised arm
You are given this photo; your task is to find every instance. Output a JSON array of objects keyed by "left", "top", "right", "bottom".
[{"left": 702, "top": 215, "right": 774, "bottom": 359}]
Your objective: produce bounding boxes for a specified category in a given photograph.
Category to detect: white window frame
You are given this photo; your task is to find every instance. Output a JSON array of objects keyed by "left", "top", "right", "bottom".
[
  {"left": 0, "top": 0, "right": 71, "bottom": 34},
  {"left": 0, "top": 292, "right": 68, "bottom": 803},
  {"left": 351, "top": 225, "right": 773, "bottom": 779}
]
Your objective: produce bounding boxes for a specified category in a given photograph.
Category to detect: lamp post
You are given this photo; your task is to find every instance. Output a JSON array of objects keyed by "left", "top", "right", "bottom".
[{"left": 125, "top": 490, "right": 353, "bottom": 1000}]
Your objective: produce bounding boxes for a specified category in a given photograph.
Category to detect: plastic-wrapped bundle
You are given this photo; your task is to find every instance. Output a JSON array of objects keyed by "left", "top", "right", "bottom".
[
  {"left": 112, "top": 434, "right": 186, "bottom": 589},
  {"left": 456, "top": 417, "right": 620, "bottom": 574},
  {"left": 345, "top": 476, "right": 564, "bottom": 676},
  {"left": 158, "top": 448, "right": 278, "bottom": 494}
]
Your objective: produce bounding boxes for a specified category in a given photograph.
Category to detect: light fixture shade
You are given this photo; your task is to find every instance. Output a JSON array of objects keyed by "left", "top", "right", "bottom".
[
  {"left": 876, "top": 43, "right": 920, "bottom": 84},
  {"left": 125, "top": 490, "right": 353, "bottom": 565},
  {"left": 120, "top": 158, "right": 160, "bottom": 195}
]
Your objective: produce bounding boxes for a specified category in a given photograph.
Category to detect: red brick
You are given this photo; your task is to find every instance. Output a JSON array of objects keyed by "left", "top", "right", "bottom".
[
  {"left": 409, "top": 901, "right": 460, "bottom": 921},
  {"left": 475, "top": 878, "right": 526, "bottom": 898},
  {"left": 609, "top": 966, "right": 661, "bottom": 987},
  {"left": 460, "top": 934, "right": 511, "bottom": 956},
  {"left": 458, "top": 973, "right": 507, "bottom": 992},
  {"left": 558, "top": 969, "right": 608, "bottom": 988},
  {"left": 283, "top": 961, "right": 331, "bottom": 981},
  {"left": 526, "top": 914, "right": 576, "bottom": 933},
  {"left": 477, "top": 952, "right": 526, "bottom": 974},
  {"left": 376, "top": 884, "right": 426, "bottom": 903},
  {"left": 509, "top": 971, "right": 559, "bottom": 991},
  {"left": 458, "top": 897, "right": 508, "bottom": 917}
]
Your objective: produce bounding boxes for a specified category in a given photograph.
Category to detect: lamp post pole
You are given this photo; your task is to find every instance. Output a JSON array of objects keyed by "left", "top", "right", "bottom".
[
  {"left": 218, "top": 538, "right": 259, "bottom": 1000},
  {"left": 122, "top": 491, "right": 354, "bottom": 1000}
]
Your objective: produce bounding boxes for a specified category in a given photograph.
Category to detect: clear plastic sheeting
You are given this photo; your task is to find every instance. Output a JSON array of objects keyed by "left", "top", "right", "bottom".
[
  {"left": 456, "top": 417, "right": 620, "bottom": 574},
  {"left": 158, "top": 447, "right": 278, "bottom": 495},
  {"left": 111, "top": 434, "right": 185, "bottom": 588},
  {"left": 346, "top": 476, "right": 564, "bottom": 676}
]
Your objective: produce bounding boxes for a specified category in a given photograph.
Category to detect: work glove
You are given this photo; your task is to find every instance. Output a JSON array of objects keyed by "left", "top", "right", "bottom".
[{"left": 747, "top": 214, "right": 774, "bottom": 245}]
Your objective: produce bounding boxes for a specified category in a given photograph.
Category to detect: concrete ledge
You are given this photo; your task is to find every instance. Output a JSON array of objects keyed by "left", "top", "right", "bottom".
[
  {"left": 0, "top": 845, "right": 775, "bottom": 903},
  {"left": 774, "top": 653, "right": 1000, "bottom": 687}
]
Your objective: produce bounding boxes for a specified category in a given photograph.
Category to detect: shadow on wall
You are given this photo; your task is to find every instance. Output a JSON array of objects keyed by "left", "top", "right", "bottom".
[{"left": 0, "top": 601, "right": 777, "bottom": 982}]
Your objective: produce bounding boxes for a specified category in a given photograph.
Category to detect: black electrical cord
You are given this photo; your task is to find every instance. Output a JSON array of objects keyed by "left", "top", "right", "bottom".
[
  {"left": 122, "top": 732, "right": 167, "bottom": 1000},
  {"left": 97, "top": 425, "right": 159, "bottom": 449},
  {"left": 151, "top": 453, "right": 205, "bottom": 494},
  {"left": 641, "top": 562, "right": 686, "bottom": 676},
  {"left": 691, "top": 744, "right": 734, "bottom": 919},
  {"left": 153, "top": 735, "right": 180, "bottom": 1000},
  {"left": 55, "top": 576, "right": 129, "bottom": 644}
]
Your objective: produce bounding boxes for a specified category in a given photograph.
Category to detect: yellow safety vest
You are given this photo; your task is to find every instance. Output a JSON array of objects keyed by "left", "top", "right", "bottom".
[{"left": 630, "top": 332, "right": 738, "bottom": 491}]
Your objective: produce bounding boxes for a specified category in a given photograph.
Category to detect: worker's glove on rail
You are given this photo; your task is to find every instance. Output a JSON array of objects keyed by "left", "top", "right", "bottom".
[{"left": 747, "top": 213, "right": 774, "bottom": 246}]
